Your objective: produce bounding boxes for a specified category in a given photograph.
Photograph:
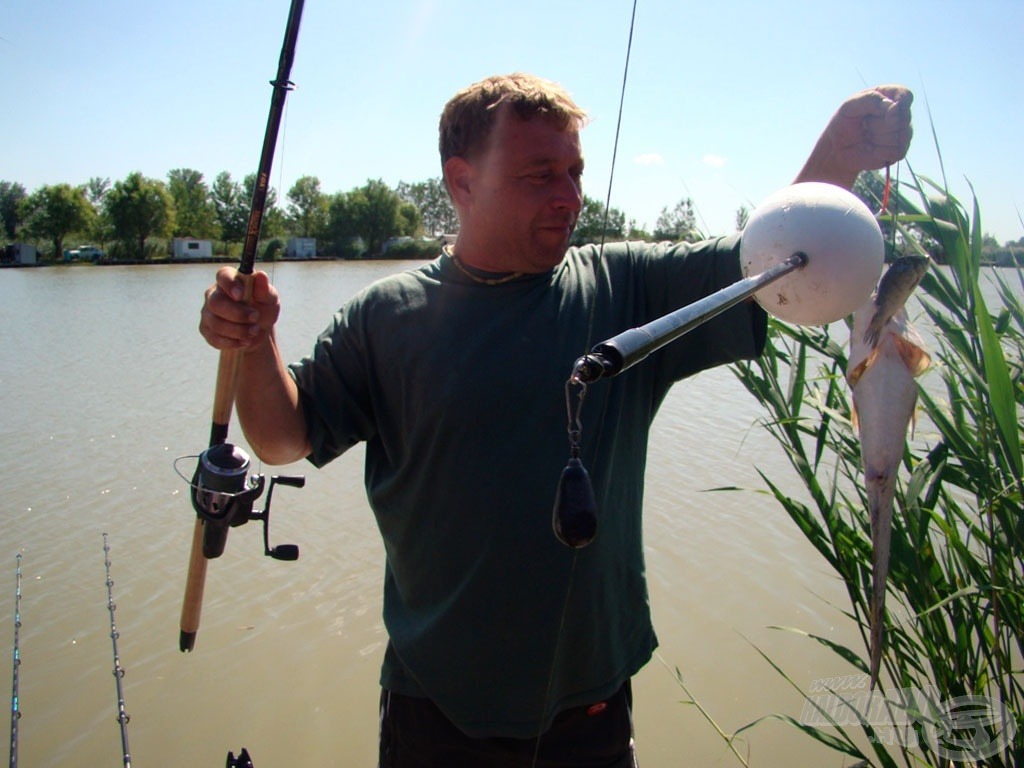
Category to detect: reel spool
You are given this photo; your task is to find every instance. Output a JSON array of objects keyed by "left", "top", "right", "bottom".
[{"left": 190, "top": 443, "right": 302, "bottom": 561}]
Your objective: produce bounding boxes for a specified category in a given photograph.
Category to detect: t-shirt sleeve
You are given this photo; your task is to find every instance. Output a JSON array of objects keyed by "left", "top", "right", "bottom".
[
  {"left": 629, "top": 234, "right": 767, "bottom": 385},
  {"left": 288, "top": 298, "right": 379, "bottom": 468}
]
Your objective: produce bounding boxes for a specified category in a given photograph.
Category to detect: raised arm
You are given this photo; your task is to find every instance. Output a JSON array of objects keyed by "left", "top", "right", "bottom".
[
  {"left": 795, "top": 85, "right": 913, "bottom": 190},
  {"left": 199, "top": 267, "right": 311, "bottom": 465}
]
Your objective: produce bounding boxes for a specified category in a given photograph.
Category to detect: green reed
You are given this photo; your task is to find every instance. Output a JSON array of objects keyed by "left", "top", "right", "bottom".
[{"left": 724, "top": 171, "right": 1023, "bottom": 766}]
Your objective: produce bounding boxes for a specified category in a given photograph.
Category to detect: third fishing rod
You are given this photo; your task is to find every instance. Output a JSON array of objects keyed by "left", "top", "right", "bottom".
[
  {"left": 103, "top": 534, "right": 131, "bottom": 768},
  {"left": 9, "top": 554, "right": 21, "bottom": 768}
]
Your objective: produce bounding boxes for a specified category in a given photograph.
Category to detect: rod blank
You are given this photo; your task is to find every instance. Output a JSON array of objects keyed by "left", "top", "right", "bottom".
[
  {"left": 9, "top": 554, "right": 21, "bottom": 768},
  {"left": 103, "top": 534, "right": 132, "bottom": 768},
  {"left": 572, "top": 251, "right": 807, "bottom": 383}
]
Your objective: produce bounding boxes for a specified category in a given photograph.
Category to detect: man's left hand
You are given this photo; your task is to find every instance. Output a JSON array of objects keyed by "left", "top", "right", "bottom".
[{"left": 796, "top": 85, "right": 913, "bottom": 189}]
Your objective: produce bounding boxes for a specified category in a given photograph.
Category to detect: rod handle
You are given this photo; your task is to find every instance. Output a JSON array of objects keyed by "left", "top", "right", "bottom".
[
  {"left": 179, "top": 519, "right": 208, "bottom": 652},
  {"left": 180, "top": 273, "right": 254, "bottom": 652}
]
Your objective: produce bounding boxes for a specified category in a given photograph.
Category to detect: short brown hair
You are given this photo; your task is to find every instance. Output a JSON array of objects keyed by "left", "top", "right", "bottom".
[{"left": 438, "top": 73, "right": 588, "bottom": 165}]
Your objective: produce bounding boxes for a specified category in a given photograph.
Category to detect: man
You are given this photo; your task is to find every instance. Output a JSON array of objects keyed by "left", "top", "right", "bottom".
[{"left": 200, "top": 73, "right": 912, "bottom": 767}]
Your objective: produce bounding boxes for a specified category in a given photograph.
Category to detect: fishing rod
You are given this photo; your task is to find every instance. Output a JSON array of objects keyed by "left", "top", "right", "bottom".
[
  {"left": 569, "top": 251, "right": 808, "bottom": 384},
  {"left": 9, "top": 554, "right": 21, "bottom": 768},
  {"left": 180, "top": 0, "right": 306, "bottom": 653},
  {"left": 552, "top": 251, "right": 808, "bottom": 548},
  {"left": 103, "top": 534, "right": 131, "bottom": 768}
]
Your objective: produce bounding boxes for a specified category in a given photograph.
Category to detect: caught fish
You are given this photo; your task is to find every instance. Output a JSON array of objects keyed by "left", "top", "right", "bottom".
[{"left": 846, "top": 255, "right": 931, "bottom": 689}]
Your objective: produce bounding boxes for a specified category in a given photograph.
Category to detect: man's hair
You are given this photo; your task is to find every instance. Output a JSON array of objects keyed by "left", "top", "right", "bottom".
[{"left": 438, "top": 73, "right": 588, "bottom": 165}]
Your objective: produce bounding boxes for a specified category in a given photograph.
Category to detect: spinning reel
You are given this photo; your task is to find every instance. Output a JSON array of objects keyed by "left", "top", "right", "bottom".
[{"left": 190, "top": 443, "right": 303, "bottom": 562}]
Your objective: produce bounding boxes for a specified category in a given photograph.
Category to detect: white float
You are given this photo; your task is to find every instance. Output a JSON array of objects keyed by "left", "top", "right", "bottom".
[{"left": 741, "top": 182, "right": 884, "bottom": 325}]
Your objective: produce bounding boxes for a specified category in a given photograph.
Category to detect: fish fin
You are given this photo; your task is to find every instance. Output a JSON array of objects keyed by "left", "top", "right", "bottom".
[
  {"left": 846, "top": 344, "right": 880, "bottom": 389},
  {"left": 862, "top": 312, "right": 887, "bottom": 348},
  {"left": 892, "top": 334, "right": 932, "bottom": 377}
]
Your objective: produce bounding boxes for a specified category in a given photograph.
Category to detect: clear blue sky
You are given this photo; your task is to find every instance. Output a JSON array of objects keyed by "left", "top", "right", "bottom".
[{"left": 4, "top": 0, "right": 1022, "bottom": 243}]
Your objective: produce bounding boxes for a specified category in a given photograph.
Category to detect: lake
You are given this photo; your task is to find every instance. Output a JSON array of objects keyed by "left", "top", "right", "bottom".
[{"left": 0, "top": 260, "right": 1002, "bottom": 766}]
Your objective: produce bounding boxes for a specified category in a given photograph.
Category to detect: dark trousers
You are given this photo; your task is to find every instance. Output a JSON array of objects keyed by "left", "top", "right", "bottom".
[{"left": 378, "top": 683, "right": 638, "bottom": 768}]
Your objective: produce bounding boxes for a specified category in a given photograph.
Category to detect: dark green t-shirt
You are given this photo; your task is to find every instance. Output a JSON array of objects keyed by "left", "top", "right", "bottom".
[{"left": 289, "top": 236, "right": 765, "bottom": 738}]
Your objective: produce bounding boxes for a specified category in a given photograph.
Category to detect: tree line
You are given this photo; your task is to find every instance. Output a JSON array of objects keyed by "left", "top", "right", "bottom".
[
  {"left": 0, "top": 171, "right": 717, "bottom": 264},
  {"left": 3, "top": 171, "right": 1018, "bottom": 265}
]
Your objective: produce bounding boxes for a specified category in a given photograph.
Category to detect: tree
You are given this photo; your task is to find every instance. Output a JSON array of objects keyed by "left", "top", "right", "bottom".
[
  {"left": 626, "top": 218, "right": 651, "bottom": 241},
  {"left": 210, "top": 171, "right": 249, "bottom": 248},
  {"left": 0, "top": 181, "right": 28, "bottom": 240},
  {"left": 324, "top": 191, "right": 360, "bottom": 256},
  {"left": 105, "top": 172, "right": 174, "bottom": 259},
  {"left": 653, "top": 197, "right": 699, "bottom": 242},
  {"left": 326, "top": 179, "right": 419, "bottom": 257},
  {"left": 167, "top": 168, "right": 217, "bottom": 238},
  {"left": 396, "top": 178, "right": 458, "bottom": 236},
  {"left": 78, "top": 177, "right": 115, "bottom": 247},
  {"left": 571, "top": 195, "right": 626, "bottom": 245},
  {"left": 286, "top": 175, "right": 329, "bottom": 238},
  {"left": 83, "top": 177, "right": 111, "bottom": 208},
  {"left": 20, "top": 183, "right": 94, "bottom": 259}
]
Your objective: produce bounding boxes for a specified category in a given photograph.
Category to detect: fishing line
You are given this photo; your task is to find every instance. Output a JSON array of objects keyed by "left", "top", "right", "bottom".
[
  {"left": 103, "top": 533, "right": 132, "bottom": 768},
  {"left": 582, "top": 0, "right": 638, "bottom": 358},
  {"left": 535, "top": 2, "right": 639, "bottom": 765},
  {"left": 9, "top": 554, "right": 22, "bottom": 768},
  {"left": 881, "top": 164, "right": 892, "bottom": 214},
  {"left": 274, "top": 96, "right": 291, "bottom": 254},
  {"left": 890, "top": 163, "right": 901, "bottom": 257},
  {"left": 879, "top": 161, "right": 903, "bottom": 261},
  {"left": 551, "top": 0, "right": 637, "bottom": 549}
]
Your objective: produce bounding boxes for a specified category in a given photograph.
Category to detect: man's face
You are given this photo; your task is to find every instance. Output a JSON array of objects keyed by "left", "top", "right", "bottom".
[{"left": 459, "top": 108, "right": 585, "bottom": 272}]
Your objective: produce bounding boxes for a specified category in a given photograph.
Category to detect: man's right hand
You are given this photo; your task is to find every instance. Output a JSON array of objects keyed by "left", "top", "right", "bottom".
[{"left": 199, "top": 267, "right": 281, "bottom": 351}]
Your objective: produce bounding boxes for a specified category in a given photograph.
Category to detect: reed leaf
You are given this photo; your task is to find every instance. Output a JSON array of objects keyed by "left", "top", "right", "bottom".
[{"left": 720, "top": 167, "right": 1024, "bottom": 766}]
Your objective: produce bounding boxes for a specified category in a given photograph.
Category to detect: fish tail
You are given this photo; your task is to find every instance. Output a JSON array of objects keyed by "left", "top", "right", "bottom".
[
  {"left": 869, "top": 577, "right": 885, "bottom": 690},
  {"left": 867, "top": 484, "right": 895, "bottom": 691}
]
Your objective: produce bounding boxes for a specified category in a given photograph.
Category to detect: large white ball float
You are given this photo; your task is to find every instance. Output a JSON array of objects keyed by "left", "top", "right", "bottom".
[{"left": 741, "top": 182, "right": 884, "bottom": 325}]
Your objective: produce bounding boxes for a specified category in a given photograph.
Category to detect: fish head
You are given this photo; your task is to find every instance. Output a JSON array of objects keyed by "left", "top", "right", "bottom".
[
  {"left": 874, "top": 255, "right": 930, "bottom": 314},
  {"left": 861, "top": 255, "right": 930, "bottom": 347}
]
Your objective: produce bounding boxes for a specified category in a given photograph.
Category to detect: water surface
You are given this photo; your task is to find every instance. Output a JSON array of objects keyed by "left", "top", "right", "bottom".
[{"left": 3, "top": 260, "right": 1000, "bottom": 766}]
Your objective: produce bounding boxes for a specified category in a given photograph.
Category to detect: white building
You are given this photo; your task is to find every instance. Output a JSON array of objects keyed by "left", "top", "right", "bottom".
[
  {"left": 3, "top": 243, "right": 37, "bottom": 265},
  {"left": 285, "top": 237, "right": 317, "bottom": 259},
  {"left": 171, "top": 238, "right": 213, "bottom": 259}
]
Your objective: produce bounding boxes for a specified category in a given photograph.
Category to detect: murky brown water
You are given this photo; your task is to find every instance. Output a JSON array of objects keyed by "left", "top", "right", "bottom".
[{"left": 3, "top": 260, "right": 1000, "bottom": 766}]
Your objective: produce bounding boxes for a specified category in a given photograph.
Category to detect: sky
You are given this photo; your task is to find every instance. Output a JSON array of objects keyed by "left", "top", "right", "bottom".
[{"left": 3, "top": 0, "right": 1022, "bottom": 244}]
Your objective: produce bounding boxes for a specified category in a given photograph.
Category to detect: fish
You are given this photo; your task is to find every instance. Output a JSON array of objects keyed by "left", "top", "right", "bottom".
[{"left": 846, "top": 255, "right": 931, "bottom": 689}]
